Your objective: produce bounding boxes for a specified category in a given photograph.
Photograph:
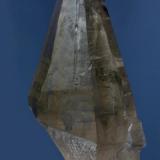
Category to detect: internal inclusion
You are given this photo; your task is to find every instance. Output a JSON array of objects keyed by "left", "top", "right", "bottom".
[{"left": 28, "top": 0, "right": 145, "bottom": 159}]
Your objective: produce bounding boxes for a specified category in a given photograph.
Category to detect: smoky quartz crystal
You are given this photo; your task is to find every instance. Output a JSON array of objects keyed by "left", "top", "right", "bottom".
[{"left": 29, "top": 0, "right": 145, "bottom": 159}]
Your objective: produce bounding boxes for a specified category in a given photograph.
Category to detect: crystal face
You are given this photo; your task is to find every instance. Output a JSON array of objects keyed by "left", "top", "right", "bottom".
[{"left": 29, "top": 0, "right": 145, "bottom": 159}]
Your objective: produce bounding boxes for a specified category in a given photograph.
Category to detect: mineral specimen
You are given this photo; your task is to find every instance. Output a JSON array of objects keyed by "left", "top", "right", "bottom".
[{"left": 29, "top": 0, "right": 145, "bottom": 159}]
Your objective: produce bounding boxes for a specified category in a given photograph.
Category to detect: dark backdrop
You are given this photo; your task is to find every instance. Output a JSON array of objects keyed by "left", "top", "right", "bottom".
[{"left": 0, "top": 0, "right": 159, "bottom": 159}]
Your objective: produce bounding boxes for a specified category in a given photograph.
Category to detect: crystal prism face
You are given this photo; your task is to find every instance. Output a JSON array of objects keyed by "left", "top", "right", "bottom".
[{"left": 29, "top": 0, "right": 145, "bottom": 159}]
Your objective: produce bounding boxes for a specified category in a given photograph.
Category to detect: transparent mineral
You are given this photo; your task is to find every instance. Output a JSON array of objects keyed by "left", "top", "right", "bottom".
[{"left": 29, "top": 0, "right": 145, "bottom": 159}]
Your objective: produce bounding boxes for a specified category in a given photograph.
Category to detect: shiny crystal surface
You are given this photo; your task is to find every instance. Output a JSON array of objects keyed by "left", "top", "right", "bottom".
[{"left": 29, "top": 0, "right": 145, "bottom": 159}]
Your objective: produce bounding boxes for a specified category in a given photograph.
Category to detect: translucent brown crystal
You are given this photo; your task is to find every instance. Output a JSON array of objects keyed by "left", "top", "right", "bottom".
[{"left": 29, "top": 0, "right": 145, "bottom": 159}]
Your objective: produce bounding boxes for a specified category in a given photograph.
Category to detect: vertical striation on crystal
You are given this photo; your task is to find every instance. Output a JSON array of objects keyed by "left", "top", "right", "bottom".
[{"left": 29, "top": 0, "right": 145, "bottom": 159}]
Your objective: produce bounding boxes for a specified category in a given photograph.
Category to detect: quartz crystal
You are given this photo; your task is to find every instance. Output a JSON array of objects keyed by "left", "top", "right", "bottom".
[{"left": 29, "top": 0, "right": 145, "bottom": 159}]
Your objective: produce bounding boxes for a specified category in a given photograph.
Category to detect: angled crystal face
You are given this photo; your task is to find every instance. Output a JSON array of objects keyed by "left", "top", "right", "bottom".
[
  {"left": 48, "top": 127, "right": 96, "bottom": 160},
  {"left": 29, "top": 0, "right": 145, "bottom": 159}
]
